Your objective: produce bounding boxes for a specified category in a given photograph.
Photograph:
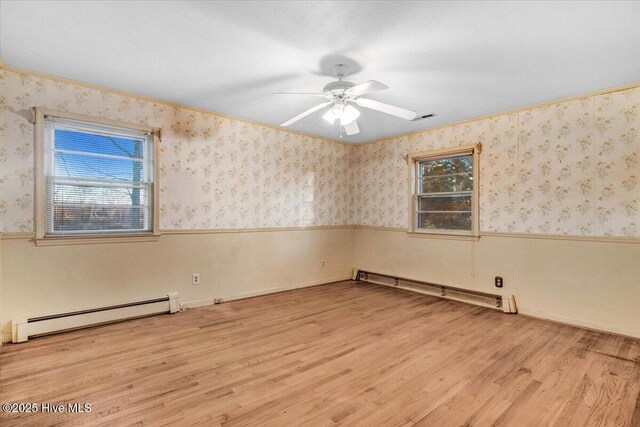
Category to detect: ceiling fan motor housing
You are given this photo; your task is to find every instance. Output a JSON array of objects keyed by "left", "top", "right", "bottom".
[{"left": 323, "top": 80, "right": 356, "bottom": 98}]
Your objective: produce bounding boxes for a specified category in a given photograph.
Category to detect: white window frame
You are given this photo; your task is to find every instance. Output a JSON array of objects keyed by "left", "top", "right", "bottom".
[
  {"left": 34, "top": 108, "right": 161, "bottom": 246},
  {"left": 407, "top": 143, "right": 481, "bottom": 238}
]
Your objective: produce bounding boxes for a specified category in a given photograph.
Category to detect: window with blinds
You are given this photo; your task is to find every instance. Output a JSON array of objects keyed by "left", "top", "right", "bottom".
[
  {"left": 42, "top": 116, "right": 154, "bottom": 235},
  {"left": 412, "top": 150, "right": 476, "bottom": 233}
]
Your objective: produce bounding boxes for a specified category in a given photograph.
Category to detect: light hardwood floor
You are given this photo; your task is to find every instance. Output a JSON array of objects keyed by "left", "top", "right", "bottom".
[{"left": 1, "top": 281, "right": 639, "bottom": 426}]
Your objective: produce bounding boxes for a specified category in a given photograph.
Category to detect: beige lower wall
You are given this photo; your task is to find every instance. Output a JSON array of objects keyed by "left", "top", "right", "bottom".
[
  {"left": 354, "top": 228, "right": 640, "bottom": 338},
  {"left": 0, "top": 235, "right": 3, "bottom": 348},
  {"left": 3, "top": 226, "right": 638, "bottom": 342},
  {"left": 1, "top": 228, "right": 355, "bottom": 342}
]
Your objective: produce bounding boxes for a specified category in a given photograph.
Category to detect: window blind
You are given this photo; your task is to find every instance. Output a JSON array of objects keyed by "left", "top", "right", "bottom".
[{"left": 43, "top": 116, "right": 154, "bottom": 235}]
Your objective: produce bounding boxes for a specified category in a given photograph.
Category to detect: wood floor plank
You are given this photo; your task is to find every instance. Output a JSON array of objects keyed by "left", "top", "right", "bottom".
[{"left": 1, "top": 281, "right": 638, "bottom": 426}]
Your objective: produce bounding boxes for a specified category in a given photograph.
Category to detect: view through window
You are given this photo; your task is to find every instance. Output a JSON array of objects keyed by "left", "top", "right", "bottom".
[
  {"left": 415, "top": 153, "right": 474, "bottom": 232},
  {"left": 42, "top": 116, "right": 154, "bottom": 235}
]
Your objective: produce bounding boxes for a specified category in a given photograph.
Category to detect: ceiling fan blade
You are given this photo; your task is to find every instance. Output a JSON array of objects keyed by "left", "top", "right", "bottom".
[
  {"left": 345, "top": 80, "right": 388, "bottom": 98},
  {"left": 355, "top": 98, "right": 418, "bottom": 121},
  {"left": 280, "top": 102, "right": 333, "bottom": 127},
  {"left": 272, "top": 92, "right": 326, "bottom": 97},
  {"left": 343, "top": 120, "right": 360, "bottom": 136}
]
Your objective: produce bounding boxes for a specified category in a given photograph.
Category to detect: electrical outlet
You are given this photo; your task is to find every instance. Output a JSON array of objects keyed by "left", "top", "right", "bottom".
[
  {"left": 321, "top": 260, "right": 326, "bottom": 268},
  {"left": 495, "top": 276, "right": 503, "bottom": 288},
  {"left": 192, "top": 273, "right": 200, "bottom": 285}
]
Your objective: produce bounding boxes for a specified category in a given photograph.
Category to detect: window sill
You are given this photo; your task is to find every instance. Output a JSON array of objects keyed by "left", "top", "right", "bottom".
[
  {"left": 406, "top": 230, "right": 480, "bottom": 241},
  {"left": 34, "top": 233, "right": 161, "bottom": 247}
]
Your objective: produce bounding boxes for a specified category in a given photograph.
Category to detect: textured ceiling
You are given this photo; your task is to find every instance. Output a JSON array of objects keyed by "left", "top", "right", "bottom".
[{"left": 1, "top": 1, "right": 639, "bottom": 143}]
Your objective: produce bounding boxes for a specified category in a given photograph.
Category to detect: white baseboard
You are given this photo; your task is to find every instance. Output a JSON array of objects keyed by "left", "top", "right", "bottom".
[
  {"left": 517, "top": 307, "right": 639, "bottom": 339},
  {"left": 6, "top": 276, "right": 630, "bottom": 342},
  {"left": 0, "top": 278, "right": 351, "bottom": 344},
  {"left": 354, "top": 268, "right": 637, "bottom": 339},
  {"left": 180, "top": 298, "right": 215, "bottom": 310},
  {"left": 181, "top": 276, "right": 352, "bottom": 309}
]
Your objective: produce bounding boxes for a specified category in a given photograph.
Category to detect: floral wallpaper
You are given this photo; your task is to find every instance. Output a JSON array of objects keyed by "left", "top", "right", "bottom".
[
  {"left": 0, "top": 69, "right": 355, "bottom": 232},
  {"left": 355, "top": 87, "right": 640, "bottom": 237},
  {"left": 1, "top": 68, "right": 638, "bottom": 237},
  {"left": 594, "top": 90, "right": 640, "bottom": 236}
]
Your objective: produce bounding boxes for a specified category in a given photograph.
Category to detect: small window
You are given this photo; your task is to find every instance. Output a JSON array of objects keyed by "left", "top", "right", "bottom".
[
  {"left": 409, "top": 145, "right": 479, "bottom": 235},
  {"left": 36, "top": 109, "right": 158, "bottom": 240}
]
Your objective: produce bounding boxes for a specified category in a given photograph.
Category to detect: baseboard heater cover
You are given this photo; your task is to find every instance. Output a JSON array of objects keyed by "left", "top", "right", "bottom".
[
  {"left": 12, "top": 292, "right": 180, "bottom": 343},
  {"left": 353, "top": 269, "right": 517, "bottom": 313}
]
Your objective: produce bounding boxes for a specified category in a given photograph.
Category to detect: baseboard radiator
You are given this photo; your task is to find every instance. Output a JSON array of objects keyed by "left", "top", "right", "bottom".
[
  {"left": 353, "top": 269, "right": 517, "bottom": 313},
  {"left": 12, "top": 293, "right": 180, "bottom": 343}
]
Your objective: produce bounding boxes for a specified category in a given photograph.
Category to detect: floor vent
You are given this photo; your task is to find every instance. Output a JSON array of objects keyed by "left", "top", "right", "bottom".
[
  {"left": 12, "top": 293, "right": 180, "bottom": 343},
  {"left": 354, "top": 269, "right": 516, "bottom": 313}
]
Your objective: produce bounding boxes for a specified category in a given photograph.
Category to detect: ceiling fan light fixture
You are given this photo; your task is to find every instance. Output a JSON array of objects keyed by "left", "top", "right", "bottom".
[
  {"left": 322, "top": 105, "right": 341, "bottom": 124},
  {"left": 340, "top": 104, "right": 360, "bottom": 126}
]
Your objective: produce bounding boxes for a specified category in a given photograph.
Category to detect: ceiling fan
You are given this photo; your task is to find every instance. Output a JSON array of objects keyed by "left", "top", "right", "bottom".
[{"left": 275, "top": 64, "right": 433, "bottom": 136}]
